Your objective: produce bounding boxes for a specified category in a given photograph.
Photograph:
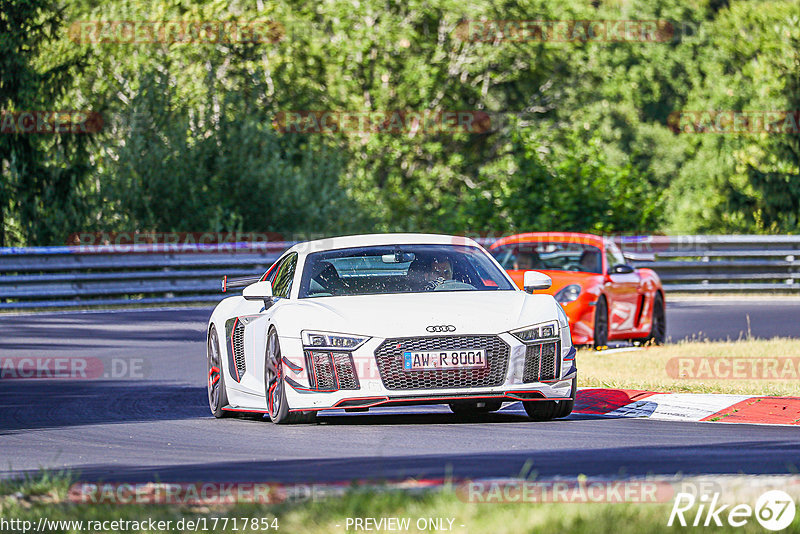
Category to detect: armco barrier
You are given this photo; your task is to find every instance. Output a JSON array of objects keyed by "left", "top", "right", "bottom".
[
  {"left": 0, "top": 235, "right": 798, "bottom": 309},
  {"left": 0, "top": 242, "right": 290, "bottom": 309},
  {"left": 614, "top": 235, "right": 800, "bottom": 292}
]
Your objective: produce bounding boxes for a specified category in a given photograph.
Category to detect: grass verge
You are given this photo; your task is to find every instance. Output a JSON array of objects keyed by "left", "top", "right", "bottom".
[
  {"left": 579, "top": 338, "right": 800, "bottom": 396},
  {"left": 3, "top": 473, "right": 798, "bottom": 534}
]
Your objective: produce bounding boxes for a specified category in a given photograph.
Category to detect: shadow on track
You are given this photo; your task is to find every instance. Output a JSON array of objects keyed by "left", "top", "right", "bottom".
[
  {"left": 32, "top": 439, "right": 800, "bottom": 484},
  {"left": 0, "top": 381, "right": 207, "bottom": 434}
]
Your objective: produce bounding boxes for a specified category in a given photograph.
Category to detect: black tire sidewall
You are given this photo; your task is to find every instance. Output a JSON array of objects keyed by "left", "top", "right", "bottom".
[
  {"left": 649, "top": 293, "right": 666, "bottom": 344},
  {"left": 556, "top": 376, "right": 577, "bottom": 418},
  {"left": 593, "top": 297, "right": 608, "bottom": 349},
  {"left": 208, "top": 325, "right": 229, "bottom": 418},
  {"left": 523, "top": 400, "right": 558, "bottom": 421},
  {"left": 266, "top": 328, "right": 291, "bottom": 424}
]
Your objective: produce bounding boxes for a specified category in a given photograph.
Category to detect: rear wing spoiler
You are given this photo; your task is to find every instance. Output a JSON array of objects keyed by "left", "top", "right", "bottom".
[
  {"left": 221, "top": 275, "right": 262, "bottom": 293},
  {"left": 622, "top": 251, "right": 656, "bottom": 262}
]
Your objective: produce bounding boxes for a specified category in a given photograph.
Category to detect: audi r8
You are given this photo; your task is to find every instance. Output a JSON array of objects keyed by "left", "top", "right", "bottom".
[
  {"left": 207, "top": 234, "right": 577, "bottom": 423},
  {"left": 489, "top": 232, "right": 665, "bottom": 349}
]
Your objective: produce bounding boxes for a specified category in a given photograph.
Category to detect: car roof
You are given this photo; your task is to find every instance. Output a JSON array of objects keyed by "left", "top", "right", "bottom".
[
  {"left": 287, "top": 233, "right": 481, "bottom": 254},
  {"left": 490, "top": 232, "right": 606, "bottom": 249}
]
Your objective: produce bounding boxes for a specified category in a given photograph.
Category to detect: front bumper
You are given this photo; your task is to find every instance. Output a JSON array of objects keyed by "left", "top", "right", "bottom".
[{"left": 281, "top": 332, "right": 577, "bottom": 412}]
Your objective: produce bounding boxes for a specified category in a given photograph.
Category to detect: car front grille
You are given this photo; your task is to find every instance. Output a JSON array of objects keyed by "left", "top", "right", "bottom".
[
  {"left": 332, "top": 353, "right": 360, "bottom": 390},
  {"left": 373, "top": 335, "right": 510, "bottom": 390},
  {"left": 305, "top": 351, "right": 360, "bottom": 391},
  {"left": 522, "top": 341, "right": 560, "bottom": 382}
]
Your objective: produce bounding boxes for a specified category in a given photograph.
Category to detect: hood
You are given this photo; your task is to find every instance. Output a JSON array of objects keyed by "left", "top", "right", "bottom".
[{"left": 276, "top": 291, "right": 560, "bottom": 338}]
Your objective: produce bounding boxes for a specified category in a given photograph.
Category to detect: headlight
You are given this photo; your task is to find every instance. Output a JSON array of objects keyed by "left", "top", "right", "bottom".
[
  {"left": 510, "top": 321, "right": 559, "bottom": 343},
  {"left": 554, "top": 284, "right": 581, "bottom": 303},
  {"left": 301, "top": 330, "right": 369, "bottom": 350}
]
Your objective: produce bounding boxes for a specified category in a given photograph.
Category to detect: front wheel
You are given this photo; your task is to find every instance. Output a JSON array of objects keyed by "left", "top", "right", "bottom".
[
  {"left": 523, "top": 401, "right": 559, "bottom": 421},
  {"left": 555, "top": 377, "right": 577, "bottom": 418},
  {"left": 524, "top": 377, "right": 576, "bottom": 421},
  {"left": 207, "top": 325, "right": 230, "bottom": 418},
  {"left": 593, "top": 297, "right": 609, "bottom": 350},
  {"left": 647, "top": 293, "right": 666, "bottom": 345},
  {"left": 265, "top": 328, "right": 316, "bottom": 424}
]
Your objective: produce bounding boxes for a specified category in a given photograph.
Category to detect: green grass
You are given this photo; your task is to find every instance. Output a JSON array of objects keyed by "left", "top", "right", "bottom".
[
  {"left": 579, "top": 338, "right": 800, "bottom": 396},
  {"left": 3, "top": 473, "right": 799, "bottom": 534}
]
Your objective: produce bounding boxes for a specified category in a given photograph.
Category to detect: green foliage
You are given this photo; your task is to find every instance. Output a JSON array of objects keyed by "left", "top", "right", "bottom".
[
  {"left": 664, "top": 1, "right": 800, "bottom": 233},
  {"left": 502, "top": 129, "right": 661, "bottom": 234},
  {"left": 90, "top": 69, "right": 357, "bottom": 236},
  {"left": 0, "top": 0, "right": 92, "bottom": 246}
]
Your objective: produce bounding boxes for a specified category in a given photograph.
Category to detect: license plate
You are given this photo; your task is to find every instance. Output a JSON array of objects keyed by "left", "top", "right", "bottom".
[{"left": 403, "top": 349, "right": 487, "bottom": 371}]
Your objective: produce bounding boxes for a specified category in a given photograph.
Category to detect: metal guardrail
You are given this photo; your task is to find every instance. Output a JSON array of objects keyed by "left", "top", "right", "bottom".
[
  {"left": 614, "top": 235, "right": 800, "bottom": 292},
  {"left": 0, "top": 243, "right": 290, "bottom": 309},
  {"left": 1, "top": 235, "right": 798, "bottom": 309}
]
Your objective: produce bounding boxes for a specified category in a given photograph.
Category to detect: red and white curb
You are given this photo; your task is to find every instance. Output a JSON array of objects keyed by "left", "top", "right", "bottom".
[{"left": 574, "top": 389, "right": 800, "bottom": 426}]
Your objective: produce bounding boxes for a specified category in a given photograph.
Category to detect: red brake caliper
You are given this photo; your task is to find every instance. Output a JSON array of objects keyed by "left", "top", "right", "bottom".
[{"left": 208, "top": 366, "right": 220, "bottom": 388}]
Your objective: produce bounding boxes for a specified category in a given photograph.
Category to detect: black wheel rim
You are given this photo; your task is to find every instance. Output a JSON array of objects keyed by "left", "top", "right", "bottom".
[
  {"left": 266, "top": 331, "right": 282, "bottom": 419},
  {"left": 595, "top": 301, "right": 608, "bottom": 346},
  {"left": 207, "top": 328, "right": 221, "bottom": 411}
]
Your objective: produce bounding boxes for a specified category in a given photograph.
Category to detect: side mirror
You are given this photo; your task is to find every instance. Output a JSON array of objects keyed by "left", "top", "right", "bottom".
[
  {"left": 243, "top": 281, "right": 273, "bottom": 301},
  {"left": 523, "top": 270, "right": 552, "bottom": 293},
  {"left": 610, "top": 264, "right": 635, "bottom": 275}
]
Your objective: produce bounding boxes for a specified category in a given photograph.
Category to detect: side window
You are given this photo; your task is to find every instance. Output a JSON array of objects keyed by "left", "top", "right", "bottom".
[
  {"left": 605, "top": 242, "right": 625, "bottom": 272},
  {"left": 261, "top": 261, "right": 280, "bottom": 283},
  {"left": 271, "top": 253, "right": 298, "bottom": 299}
]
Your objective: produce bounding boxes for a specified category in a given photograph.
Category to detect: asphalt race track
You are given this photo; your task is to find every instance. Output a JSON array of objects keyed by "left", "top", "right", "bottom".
[{"left": 1, "top": 299, "right": 799, "bottom": 484}]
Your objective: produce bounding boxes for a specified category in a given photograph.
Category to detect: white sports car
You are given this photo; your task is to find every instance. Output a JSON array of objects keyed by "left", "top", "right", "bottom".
[{"left": 206, "top": 234, "right": 577, "bottom": 423}]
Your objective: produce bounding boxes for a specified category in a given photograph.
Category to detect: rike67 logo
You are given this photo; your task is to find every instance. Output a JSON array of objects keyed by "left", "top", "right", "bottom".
[{"left": 668, "top": 490, "right": 796, "bottom": 531}]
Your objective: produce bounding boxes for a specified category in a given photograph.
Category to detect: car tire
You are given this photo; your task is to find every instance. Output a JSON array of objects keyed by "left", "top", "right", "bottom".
[
  {"left": 448, "top": 401, "right": 502, "bottom": 415},
  {"left": 593, "top": 296, "right": 609, "bottom": 349},
  {"left": 647, "top": 293, "right": 666, "bottom": 346},
  {"left": 523, "top": 400, "right": 559, "bottom": 421},
  {"left": 207, "top": 325, "right": 231, "bottom": 418},
  {"left": 265, "top": 327, "right": 316, "bottom": 425},
  {"left": 555, "top": 377, "right": 577, "bottom": 418}
]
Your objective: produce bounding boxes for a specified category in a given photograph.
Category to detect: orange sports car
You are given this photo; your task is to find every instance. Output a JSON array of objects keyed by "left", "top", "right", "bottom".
[{"left": 489, "top": 232, "right": 665, "bottom": 348}]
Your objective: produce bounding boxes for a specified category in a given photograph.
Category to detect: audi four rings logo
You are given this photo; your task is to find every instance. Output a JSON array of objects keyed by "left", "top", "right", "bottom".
[{"left": 426, "top": 325, "right": 456, "bottom": 333}]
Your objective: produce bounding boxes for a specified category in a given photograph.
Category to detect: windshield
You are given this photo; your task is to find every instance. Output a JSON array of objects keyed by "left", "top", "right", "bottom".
[
  {"left": 298, "top": 244, "right": 515, "bottom": 298},
  {"left": 491, "top": 242, "right": 603, "bottom": 274}
]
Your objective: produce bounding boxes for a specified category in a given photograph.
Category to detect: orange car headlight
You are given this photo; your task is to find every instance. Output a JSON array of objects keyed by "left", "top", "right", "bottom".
[{"left": 554, "top": 284, "right": 581, "bottom": 304}]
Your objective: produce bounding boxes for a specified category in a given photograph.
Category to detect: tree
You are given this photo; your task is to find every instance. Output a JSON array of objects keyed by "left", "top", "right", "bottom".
[{"left": 0, "top": 0, "right": 92, "bottom": 246}]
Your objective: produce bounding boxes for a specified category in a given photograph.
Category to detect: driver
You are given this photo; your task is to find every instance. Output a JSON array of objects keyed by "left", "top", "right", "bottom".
[
  {"left": 578, "top": 249, "right": 601, "bottom": 273},
  {"left": 514, "top": 251, "right": 541, "bottom": 270},
  {"left": 423, "top": 254, "right": 453, "bottom": 290}
]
